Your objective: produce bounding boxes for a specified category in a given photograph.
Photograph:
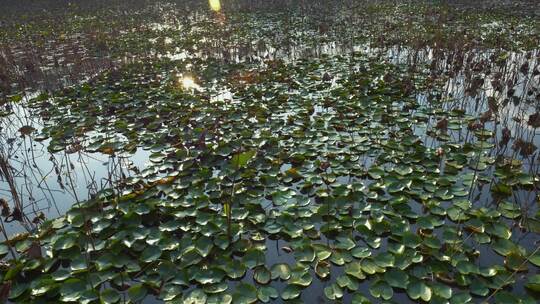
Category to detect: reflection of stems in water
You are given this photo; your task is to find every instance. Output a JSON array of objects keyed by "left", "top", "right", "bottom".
[
  {"left": 106, "top": 157, "right": 116, "bottom": 192},
  {"left": 512, "top": 190, "right": 535, "bottom": 231},
  {"left": 447, "top": 128, "right": 485, "bottom": 257},
  {"left": 78, "top": 153, "right": 98, "bottom": 198},
  {"left": 64, "top": 154, "right": 80, "bottom": 204},
  {"left": 0, "top": 151, "right": 33, "bottom": 231},
  {"left": 525, "top": 129, "right": 538, "bottom": 174},
  {"left": 64, "top": 159, "right": 96, "bottom": 289},
  {"left": 467, "top": 128, "right": 485, "bottom": 201},
  {"left": 64, "top": 154, "right": 96, "bottom": 252},
  {"left": 0, "top": 215, "right": 16, "bottom": 259},
  {"left": 26, "top": 151, "right": 61, "bottom": 217}
]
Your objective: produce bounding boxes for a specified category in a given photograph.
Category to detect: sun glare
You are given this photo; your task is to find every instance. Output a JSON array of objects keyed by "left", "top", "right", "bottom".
[
  {"left": 209, "top": 0, "right": 221, "bottom": 12},
  {"left": 180, "top": 75, "right": 200, "bottom": 91}
]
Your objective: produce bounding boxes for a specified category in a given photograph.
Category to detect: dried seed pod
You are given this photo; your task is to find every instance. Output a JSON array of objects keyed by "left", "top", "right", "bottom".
[
  {"left": 6, "top": 207, "right": 23, "bottom": 223},
  {"left": 0, "top": 198, "right": 9, "bottom": 218},
  {"left": 480, "top": 110, "right": 492, "bottom": 124},
  {"left": 527, "top": 112, "right": 540, "bottom": 129},
  {"left": 500, "top": 127, "right": 511, "bottom": 147},
  {"left": 436, "top": 117, "right": 448, "bottom": 132}
]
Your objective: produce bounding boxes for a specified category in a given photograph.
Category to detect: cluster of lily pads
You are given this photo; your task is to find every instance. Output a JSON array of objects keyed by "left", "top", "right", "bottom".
[
  {"left": 0, "top": 49, "right": 537, "bottom": 304},
  {"left": 0, "top": 1, "right": 539, "bottom": 303}
]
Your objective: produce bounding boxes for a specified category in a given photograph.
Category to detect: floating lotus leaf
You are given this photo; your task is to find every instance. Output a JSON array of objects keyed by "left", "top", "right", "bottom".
[
  {"left": 231, "top": 150, "right": 256, "bottom": 169},
  {"left": 281, "top": 284, "right": 302, "bottom": 300},
  {"left": 492, "top": 239, "right": 520, "bottom": 257},
  {"left": 221, "top": 259, "right": 247, "bottom": 279},
  {"left": 194, "top": 268, "right": 226, "bottom": 284},
  {"left": 526, "top": 275, "right": 540, "bottom": 292},
  {"left": 207, "top": 293, "right": 232, "bottom": 304},
  {"left": 289, "top": 267, "right": 312, "bottom": 287},
  {"left": 324, "top": 282, "right": 343, "bottom": 300},
  {"left": 351, "top": 246, "right": 371, "bottom": 259},
  {"left": 294, "top": 245, "right": 315, "bottom": 262},
  {"left": 59, "top": 278, "right": 86, "bottom": 302},
  {"left": 336, "top": 275, "right": 359, "bottom": 291},
  {"left": 470, "top": 280, "right": 489, "bottom": 297},
  {"left": 254, "top": 266, "right": 272, "bottom": 284},
  {"left": 270, "top": 263, "right": 291, "bottom": 280},
  {"left": 184, "top": 289, "right": 207, "bottom": 304},
  {"left": 257, "top": 286, "right": 278, "bottom": 303},
  {"left": 369, "top": 280, "right": 393, "bottom": 300},
  {"left": 431, "top": 282, "right": 452, "bottom": 299},
  {"left": 351, "top": 293, "right": 371, "bottom": 304},
  {"left": 529, "top": 252, "right": 540, "bottom": 267},
  {"left": 401, "top": 231, "right": 422, "bottom": 248},
  {"left": 335, "top": 236, "right": 356, "bottom": 250},
  {"left": 313, "top": 244, "right": 332, "bottom": 260},
  {"left": 407, "top": 280, "right": 432, "bottom": 302},
  {"left": 456, "top": 260, "right": 478, "bottom": 275},
  {"left": 243, "top": 248, "right": 266, "bottom": 269},
  {"left": 384, "top": 268, "right": 409, "bottom": 289},
  {"left": 373, "top": 252, "right": 395, "bottom": 268},
  {"left": 203, "top": 282, "right": 228, "bottom": 294},
  {"left": 232, "top": 283, "right": 258, "bottom": 304},
  {"left": 140, "top": 245, "right": 162, "bottom": 262},
  {"left": 100, "top": 289, "right": 121, "bottom": 304},
  {"left": 315, "top": 260, "right": 331, "bottom": 279},
  {"left": 362, "top": 258, "right": 384, "bottom": 275},
  {"left": 345, "top": 261, "right": 365, "bottom": 280}
]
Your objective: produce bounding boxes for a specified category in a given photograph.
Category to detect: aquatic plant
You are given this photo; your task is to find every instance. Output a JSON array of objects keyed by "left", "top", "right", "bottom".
[{"left": 0, "top": 1, "right": 538, "bottom": 303}]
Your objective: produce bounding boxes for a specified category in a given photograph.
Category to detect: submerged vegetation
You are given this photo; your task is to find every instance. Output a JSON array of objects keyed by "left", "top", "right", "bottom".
[{"left": 0, "top": 0, "right": 539, "bottom": 303}]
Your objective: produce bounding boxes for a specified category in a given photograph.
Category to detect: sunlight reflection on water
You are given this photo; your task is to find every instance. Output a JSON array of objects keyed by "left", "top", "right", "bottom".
[{"left": 209, "top": 0, "right": 221, "bottom": 12}]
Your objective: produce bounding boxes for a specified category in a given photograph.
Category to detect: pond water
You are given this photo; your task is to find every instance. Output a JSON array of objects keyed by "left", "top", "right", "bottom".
[
  {"left": 1, "top": 100, "right": 151, "bottom": 236},
  {"left": 1, "top": 1, "right": 539, "bottom": 303}
]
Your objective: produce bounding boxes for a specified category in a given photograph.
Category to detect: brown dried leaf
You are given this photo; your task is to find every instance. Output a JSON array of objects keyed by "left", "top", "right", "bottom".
[{"left": 26, "top": 241, "right": 42, "bottom": 259}]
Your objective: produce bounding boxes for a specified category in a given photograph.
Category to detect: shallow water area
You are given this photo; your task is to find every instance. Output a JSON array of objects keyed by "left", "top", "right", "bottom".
[{"left": 1, "top": 1, "right": 540, "bottom": 303}]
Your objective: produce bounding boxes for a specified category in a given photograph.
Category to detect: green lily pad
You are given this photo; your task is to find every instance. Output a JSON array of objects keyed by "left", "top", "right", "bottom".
[
  {"left": 369, "top": 280, "right": 393, "bottom": 300},
  {"left": 128, "top": 284, "right": 147, "bottom": 303},
  {"left": 207, "top": 293, "right": 232, "bottom": 304},
  {"left": 271, "top": 263, "right": 291, "bottom": 280},
  {"left": 281, "top": 284, "right": 302, "bottom": 300},
  {"left": 525, "top": 274, "right": 540, "bottom": 292},
  {"left": 184, "top": 289, "right": 207, "bottom": 304},
  {"left": 59, "top": 278, "right": 86, "bottom": 302},
  {"left": 315, "top": 260, "right": 331, "bottom": 279},
  {"left": 407, "top": 280, "right": 432, "bottom": 302},
  {"left": 233, "top": 283, "right": 258, "bottom": 304},
  {"left": 141, "top": 245, "right": 162, "bottom": 262},
  {"left": 254, "top": 266, "right": 271, "bottom": 284},
  {"left": 384, "top": 268, "right": 409, "bottom": 289},
  {"left": 100, "top": 289, "right": 120, "bottom": 304},
  {"left": 345, "top": 261, "right": 366, "bottom": 280},
  {"left": 257, "top": 286, "right": 278, "bottom": 303},
  {"left": 351, "top": 293, "right": 371, "bottom": 304},
  {"left": 231, "top": 150, "right": 256, "bottom": 169},
  {"left": 324, "top": 283, "right": 343, "bottom": 300}
]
